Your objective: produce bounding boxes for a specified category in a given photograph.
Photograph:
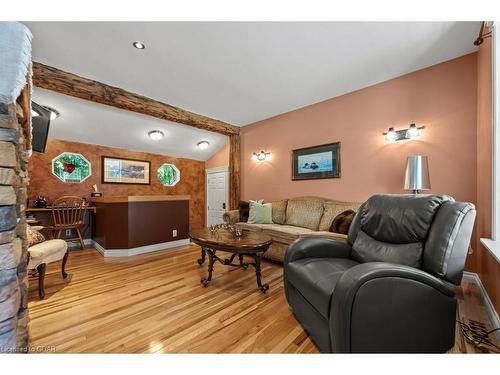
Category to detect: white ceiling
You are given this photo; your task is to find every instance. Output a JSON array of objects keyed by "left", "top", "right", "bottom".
[
  {"left": 25, "top": 22, "right": 480, "bottom": 126},
  {"left": 33, "top": 87, "right": 228, "bottom": 161},
  {"left": 25, "top": 22, "right": 480, "bottom": 159}
]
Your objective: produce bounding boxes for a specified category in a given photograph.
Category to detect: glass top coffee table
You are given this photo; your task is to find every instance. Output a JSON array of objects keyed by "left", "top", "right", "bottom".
[{"left": 189, "top": 228, "right": 272, "bottom": 293}]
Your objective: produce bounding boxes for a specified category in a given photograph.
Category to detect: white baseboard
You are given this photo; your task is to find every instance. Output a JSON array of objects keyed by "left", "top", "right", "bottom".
[
  {"left": 67, "top": 238, "right": 93, "bottom": 250},
  {"left": 462, "top": 271, "right": 500, "bottom": 339},
  {"left": 93, "top": 238, "right": 190, "bottom": 257}
]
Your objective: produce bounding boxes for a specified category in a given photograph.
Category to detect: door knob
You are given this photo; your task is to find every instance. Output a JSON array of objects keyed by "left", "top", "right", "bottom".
[{"left": 222, "top": 202, "right": 226, "bottom": 209}]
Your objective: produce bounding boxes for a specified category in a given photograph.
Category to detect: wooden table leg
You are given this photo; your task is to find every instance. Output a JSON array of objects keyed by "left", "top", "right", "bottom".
[
  {"left": 197, "top": 247, "right": 206, "bottom": 266},
  {"left": 201, "top": 249, "right": 215, "bottom": 287},
  {"left": 253, "top": 254, "right": 269, "bottom": 293}
]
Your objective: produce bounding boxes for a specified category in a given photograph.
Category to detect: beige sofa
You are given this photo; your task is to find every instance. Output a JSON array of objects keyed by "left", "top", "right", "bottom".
[{"left": 223, "top": 196, "right": 361, "bottom": 262}]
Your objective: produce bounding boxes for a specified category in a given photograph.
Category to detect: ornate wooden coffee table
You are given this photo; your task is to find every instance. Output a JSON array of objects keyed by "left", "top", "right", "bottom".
[{"left": 189, "top": 228, "right": 272, "bottom": 293}]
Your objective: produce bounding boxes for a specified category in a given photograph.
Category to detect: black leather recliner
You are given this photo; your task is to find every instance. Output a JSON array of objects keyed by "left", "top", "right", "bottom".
[{"left": 284, "top": 194, "right": 476, "bottom": 353}]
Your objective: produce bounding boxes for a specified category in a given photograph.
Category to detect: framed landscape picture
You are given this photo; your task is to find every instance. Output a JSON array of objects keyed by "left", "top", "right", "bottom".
[
  {"left": 101, "top": 156, "right": 151, "bottom": 185},
  {"left": 292, "top": 142, "right": 341, "bottom": 180}
]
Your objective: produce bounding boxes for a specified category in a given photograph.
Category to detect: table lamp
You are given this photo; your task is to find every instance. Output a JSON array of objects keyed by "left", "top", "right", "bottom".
[{"left": 404, "top": 155, "right": 430, "bottom": 194}]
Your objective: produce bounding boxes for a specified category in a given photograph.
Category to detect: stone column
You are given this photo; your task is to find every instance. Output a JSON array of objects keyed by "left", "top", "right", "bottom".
[{"left": 0, "top": 85, "right": 31, "bottom": 352}]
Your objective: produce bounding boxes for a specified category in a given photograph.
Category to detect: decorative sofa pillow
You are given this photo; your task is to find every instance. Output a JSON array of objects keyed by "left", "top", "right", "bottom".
[
  {"left": 318, "top": 201, "right": 361, "bottom": 231},
  {"left": 330, "top": 209, "right": 356, "bottom": 234},
  {"left": 248, "top": 201, "right": 273, "bottom": 224},
  {"left": 271, "top": 199, "right": 288, "bottom": 224},
  {"left": 27, "top": 226, "right": 45, "bottom": 247},
  {"left": 238, "top": 201, "right": 250, "bottom": 222}
]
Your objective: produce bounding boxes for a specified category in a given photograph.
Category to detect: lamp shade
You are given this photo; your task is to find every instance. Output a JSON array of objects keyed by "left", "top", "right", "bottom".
[{"left": 404, "top": 155, "right": 430, "bottom": 193}]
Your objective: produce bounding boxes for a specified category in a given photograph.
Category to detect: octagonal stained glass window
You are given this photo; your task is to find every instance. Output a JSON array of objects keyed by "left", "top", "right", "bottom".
[
  {"left": 157, "top": 163, "right": 180, "bottom": 186},
  {"left": 52, "top": 152, "right": 91, "bottom": 183}
]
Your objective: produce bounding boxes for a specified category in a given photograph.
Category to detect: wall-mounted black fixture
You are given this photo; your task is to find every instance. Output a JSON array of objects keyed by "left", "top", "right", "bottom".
[{"left": 383, "top": 123, "right": 425, "bottom": 142}]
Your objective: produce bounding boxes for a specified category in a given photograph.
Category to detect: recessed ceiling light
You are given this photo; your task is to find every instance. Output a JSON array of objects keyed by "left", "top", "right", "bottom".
[
  {"left": 197, "top": 141, "right": 210, "bottom": 150},
  {"left": 148, "top": 130, "right": 164, "bottom": 140},
  {"left": 133, "top": 41, "right": 146, "bottom": 50}
]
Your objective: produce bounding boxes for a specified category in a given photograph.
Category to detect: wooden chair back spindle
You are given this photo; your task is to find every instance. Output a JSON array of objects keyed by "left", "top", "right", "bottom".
[{"left": 51, "top": 196, "right": 86, "bottom": 249}]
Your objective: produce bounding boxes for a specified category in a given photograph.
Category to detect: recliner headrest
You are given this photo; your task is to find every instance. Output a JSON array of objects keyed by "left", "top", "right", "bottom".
[{"left": 359, "top": 194, "right": 453, "bottom": 244}]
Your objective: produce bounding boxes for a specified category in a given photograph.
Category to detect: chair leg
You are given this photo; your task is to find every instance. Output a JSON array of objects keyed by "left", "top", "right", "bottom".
[
  {"left": 62, "top": 250, "right": 68, "bottom": 278},
  {"left": 76, "top": 228, "right": 85, "bottom": 249},
  {"left": 37, "top": 263, "right": 46, "bottom": 300}
]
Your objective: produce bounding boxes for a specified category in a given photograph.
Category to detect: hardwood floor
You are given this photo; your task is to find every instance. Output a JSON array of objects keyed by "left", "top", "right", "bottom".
[{"left": 27, "top": 245, "right": 497, "bottom": 353}]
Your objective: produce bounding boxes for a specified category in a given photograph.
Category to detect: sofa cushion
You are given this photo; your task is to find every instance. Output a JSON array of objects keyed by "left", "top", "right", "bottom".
[
  {"left": 271, "top": 199, "right": 288, "bottom": 225},
  {"left": 286, "top": 257, "right": 360, "bottom": 319},
  {"left": 262, "top": 224, "right": 314, "bottom": 243},
  {"left": 352, "top": 230, "right": 423, "bottom": 268},
  {"left": 360, "top": 194, "right": 451, "bottom": 243},
  {"left": 235, "top": 222, "right": 265, "bottom": 232},
  {"left": 318, "top": 202, "right": 360, "bottom": 231},
  {"left": 286, "top": 197, "right": 325, "bottom": 231}
]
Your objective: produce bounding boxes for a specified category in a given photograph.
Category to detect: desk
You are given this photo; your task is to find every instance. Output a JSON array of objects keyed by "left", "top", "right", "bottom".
[
  {"left": 25, "top": 206, "right": 95, "bottom": 241},
  {"left": 91, "top": 195, "right": 190, "bottom": 256}
]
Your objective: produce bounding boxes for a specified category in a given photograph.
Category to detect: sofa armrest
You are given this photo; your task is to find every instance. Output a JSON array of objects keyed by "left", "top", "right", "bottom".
[
  {"left": 300, "top": 231, "right": 348, "bottom": 243},
  {"left": 223, "top": 210, "right": 240, "bottom": 225},
  {"left": 330, "top": 262, "right": 456, "bottom": 353},
  {"left": 284, "top": 237, "right": 352, "bottom": 265}
]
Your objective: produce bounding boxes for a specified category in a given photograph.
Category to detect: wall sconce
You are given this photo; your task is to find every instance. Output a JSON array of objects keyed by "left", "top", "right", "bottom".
[
  {"left": 383, "top": 123, "right": 425, "bottom": 142},
  {"left": 252, "top": 150, "right": 271, "bottom": 162}
]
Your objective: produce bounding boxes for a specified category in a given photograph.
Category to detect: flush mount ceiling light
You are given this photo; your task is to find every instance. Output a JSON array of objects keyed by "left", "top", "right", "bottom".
[
  {"left": 383, "top": 123, "right": 425, "bottom": 142},
  {"left": 197, "top": 141, "right": 210, "bottom": 150},
  {"left": 132, "top": 41, "right": 146, "bottom": 50},
  {"left": 148, "top": 130, "right": 164, "bottom": 140}
]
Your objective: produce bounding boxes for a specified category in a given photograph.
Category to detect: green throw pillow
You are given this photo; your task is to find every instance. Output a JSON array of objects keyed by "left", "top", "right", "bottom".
[{"left": 247, "top": 201, "right": 273, "bottom": 224}]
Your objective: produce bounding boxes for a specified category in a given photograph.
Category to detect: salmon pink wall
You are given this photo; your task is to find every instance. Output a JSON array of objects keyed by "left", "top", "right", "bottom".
[
  {"left": 241, "top": 54, "right": 478, "bottom": 207},
  {"left": 206, "top": 143, "right": 229, "bottom": 169},
  {"left": 28, "top": 139, "right": 206, "bottom": 230}
]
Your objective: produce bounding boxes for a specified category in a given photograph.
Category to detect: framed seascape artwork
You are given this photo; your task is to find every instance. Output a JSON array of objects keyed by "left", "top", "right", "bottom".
[
  {"left": 101, "top": 156, "right": 151, "bottom": 185},
  {"left": 292, "top": 142, "right": 341, "bottom": 180}
]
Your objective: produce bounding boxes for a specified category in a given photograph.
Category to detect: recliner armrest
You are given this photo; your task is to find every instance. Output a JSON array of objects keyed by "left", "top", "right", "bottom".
[
  {"left": 334, "top": 262, "right": 456, "bottom": 297},
  {"left": 330, "top": 262, "right": 456, "bottom": 353},
  {"left": 285, "top": 237, "right": 352, "bottom": 265}
]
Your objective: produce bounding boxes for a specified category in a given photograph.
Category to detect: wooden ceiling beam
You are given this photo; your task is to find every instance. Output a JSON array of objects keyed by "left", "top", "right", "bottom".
[{"left": 32, "top": 62, "right": 240, "bottom": 136}]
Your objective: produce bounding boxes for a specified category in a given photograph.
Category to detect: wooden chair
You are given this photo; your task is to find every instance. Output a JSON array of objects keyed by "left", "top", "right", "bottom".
[{"left": 51, "top": 196, "right": 86, "bottom": 249}]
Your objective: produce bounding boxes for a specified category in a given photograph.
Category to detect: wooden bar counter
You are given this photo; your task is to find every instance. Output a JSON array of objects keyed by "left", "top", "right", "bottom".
[{"left": 91, "top": 195, "right": 190, "bottom": 256}]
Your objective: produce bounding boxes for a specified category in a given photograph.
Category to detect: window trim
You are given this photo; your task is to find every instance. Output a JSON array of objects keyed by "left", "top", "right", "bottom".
[{"left": 481, "top": 22, "right": 500, "bottom": 263}]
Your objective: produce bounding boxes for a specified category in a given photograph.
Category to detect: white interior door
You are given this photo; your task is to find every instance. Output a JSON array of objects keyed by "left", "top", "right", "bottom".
[{"left": 207, "top": 169, "right": 228, "bottom": 226}]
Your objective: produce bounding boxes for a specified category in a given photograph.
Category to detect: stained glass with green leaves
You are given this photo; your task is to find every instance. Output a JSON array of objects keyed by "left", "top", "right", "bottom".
[
  {"left": 157, "top": 163, "right": 180, "bottom": 186},
  {"left": 52, "top": 152, "right": 91, "bottom": 183}
]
